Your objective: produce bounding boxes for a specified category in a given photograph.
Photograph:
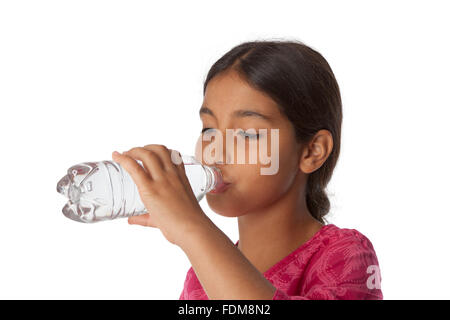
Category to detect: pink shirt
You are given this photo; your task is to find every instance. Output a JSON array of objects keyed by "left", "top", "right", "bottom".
[{"left": 179, "top": 223, "right": 382, "bottom": 300}]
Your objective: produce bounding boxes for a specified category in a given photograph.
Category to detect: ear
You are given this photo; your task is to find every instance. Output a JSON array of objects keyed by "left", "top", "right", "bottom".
[{"left": 299, "top": 130, "right": 334, "bottom": 174}]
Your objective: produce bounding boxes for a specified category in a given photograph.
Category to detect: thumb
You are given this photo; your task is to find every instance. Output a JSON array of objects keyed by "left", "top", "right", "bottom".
[{"left": 128, "top": 213, "right": 157, "bottom": 228}]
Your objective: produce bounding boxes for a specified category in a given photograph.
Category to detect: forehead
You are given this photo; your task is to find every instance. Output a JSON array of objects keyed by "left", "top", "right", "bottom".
[{"left": 202, "top": 70, "right": 281, "bottom": 118}]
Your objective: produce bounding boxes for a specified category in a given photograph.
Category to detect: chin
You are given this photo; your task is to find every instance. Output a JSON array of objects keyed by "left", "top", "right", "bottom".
[{"left": 205, "top": 196, "right": 246, "bottom": 217}]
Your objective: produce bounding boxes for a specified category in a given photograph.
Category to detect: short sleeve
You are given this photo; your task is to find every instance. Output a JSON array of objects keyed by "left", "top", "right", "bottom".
[{"left": 272, "top": 230, "right": 383, "bottom": 300}]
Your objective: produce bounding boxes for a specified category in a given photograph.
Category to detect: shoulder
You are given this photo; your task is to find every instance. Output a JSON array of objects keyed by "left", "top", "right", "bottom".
[
  {"left": 304, "top": 224, "right": 381, "bottom": 286},
  {"left": 294, "top": 224, "right": 379, "bottom": 262},
  {"left": 318, "top": 224, "right": 378, "bottom": 254}
]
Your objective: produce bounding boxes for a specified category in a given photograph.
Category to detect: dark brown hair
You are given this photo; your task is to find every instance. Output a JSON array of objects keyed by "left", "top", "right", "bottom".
[{"left": 203, "top": 40, "right": 342, "bottom": 224}]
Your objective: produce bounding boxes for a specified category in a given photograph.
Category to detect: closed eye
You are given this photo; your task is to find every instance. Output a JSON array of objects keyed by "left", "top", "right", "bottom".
[
  {"left": 201, "top": 127, "right": 214, "bottom": 134},
  {"left": 201, "top": 128, "right": 261, "bottom": 139},
  {"left": 238, "top": 130, "right": 260, "bottom": 139},
  {"left": 201, "top": 128, "right": 260, "bottom": 139}
]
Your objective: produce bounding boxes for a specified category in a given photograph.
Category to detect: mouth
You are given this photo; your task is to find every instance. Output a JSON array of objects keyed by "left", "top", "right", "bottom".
[{"left": 209, "top": 181, "right": 231, "bottom": 194}]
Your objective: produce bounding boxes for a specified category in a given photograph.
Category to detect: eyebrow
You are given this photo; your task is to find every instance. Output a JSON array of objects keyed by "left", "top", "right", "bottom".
[{"left": 199, "top": 106, "right": 272, "bottom": 121}]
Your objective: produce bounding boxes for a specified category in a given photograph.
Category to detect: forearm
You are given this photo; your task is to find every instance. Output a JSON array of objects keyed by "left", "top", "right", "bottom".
[{"left": 179, "top": 216, "right": 277, "bottom": 300}]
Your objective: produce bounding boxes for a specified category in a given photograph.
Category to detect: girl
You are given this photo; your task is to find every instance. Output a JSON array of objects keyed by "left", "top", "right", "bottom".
[{"left": 112, "top": 40, "right": 383, "bottom": 300}]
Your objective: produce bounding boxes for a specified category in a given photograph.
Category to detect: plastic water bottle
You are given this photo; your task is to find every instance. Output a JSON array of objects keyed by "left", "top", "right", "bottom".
[{"left": 56, "top": 155, "right": 223, "bottom": 223}]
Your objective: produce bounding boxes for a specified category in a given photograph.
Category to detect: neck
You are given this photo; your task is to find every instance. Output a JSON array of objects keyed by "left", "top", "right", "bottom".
[{"left": 236, "top": 173, "right": 323, "bottom": 269}]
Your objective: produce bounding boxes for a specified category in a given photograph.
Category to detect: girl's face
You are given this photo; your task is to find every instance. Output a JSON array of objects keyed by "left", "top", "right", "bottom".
[{"left": 196, "top": 69, "right": 304, "bottom": 217}]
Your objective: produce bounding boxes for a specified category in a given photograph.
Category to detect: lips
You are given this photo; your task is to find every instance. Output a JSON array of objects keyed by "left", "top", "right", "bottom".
[{"left": 209, "top": 181, "right": 231, "bottom": 194}]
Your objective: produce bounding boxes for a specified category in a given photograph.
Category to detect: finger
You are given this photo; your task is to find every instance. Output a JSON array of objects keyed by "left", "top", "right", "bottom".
[
  {"left": 171, "top": 150, "right": 186, "bottom": 178},
  {"left": 123, "top": 147, "right": 166, "bottom": 181},
  {"left": 142, "top": 144, "right": 178, "bottom": 173},
  {"left": 142, "top": 146, "right": 196, "bottom": 201},
  {"left": 171, "top": 150, "right": 195, "bottom": 196},
  {"left": 128, "top": 214, "right": 157, "bottom": 228},
  {"left": 112, "top": 151, "right": 153, "bottom": 190}
]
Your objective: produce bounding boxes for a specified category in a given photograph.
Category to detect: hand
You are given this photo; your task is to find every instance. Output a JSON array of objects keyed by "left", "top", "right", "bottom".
[{"left": 112, "top": 144, "right": 207, "bottom": 247}]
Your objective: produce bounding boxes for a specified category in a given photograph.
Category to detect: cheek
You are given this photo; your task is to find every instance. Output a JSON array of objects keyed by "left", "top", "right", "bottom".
[
  {"left": 195, "top": 137, "right": 222, "bottom": 165},
  {"left": 205, "top": 162, "right": 295, "bottom": 216},
  {"left": 241, "top": 166, "right": 294, "bottom": 203}
]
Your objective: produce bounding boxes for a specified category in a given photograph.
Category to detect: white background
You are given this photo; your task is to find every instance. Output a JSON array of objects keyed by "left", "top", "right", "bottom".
[{"left": 1, "top": 1, "right": 449, "bottom": 299}]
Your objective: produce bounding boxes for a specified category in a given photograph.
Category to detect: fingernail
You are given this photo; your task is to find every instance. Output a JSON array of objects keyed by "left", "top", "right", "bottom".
[{"left": 113, "top": 151, "right": 121, "bottom": 156}]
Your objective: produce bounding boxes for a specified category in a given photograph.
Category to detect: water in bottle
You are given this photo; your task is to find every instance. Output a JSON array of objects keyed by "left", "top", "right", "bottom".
[{"left": 56, "top": 155, "right": 223, "bottom": 223}]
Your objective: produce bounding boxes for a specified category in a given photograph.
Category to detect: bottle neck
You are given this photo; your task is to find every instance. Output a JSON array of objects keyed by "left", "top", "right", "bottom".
[
  {"left": 164, "top": 154, "right": 223, "bottom": 193},
  {"left": 203, "top": 165, "right": 223, "bottom": 193}
]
